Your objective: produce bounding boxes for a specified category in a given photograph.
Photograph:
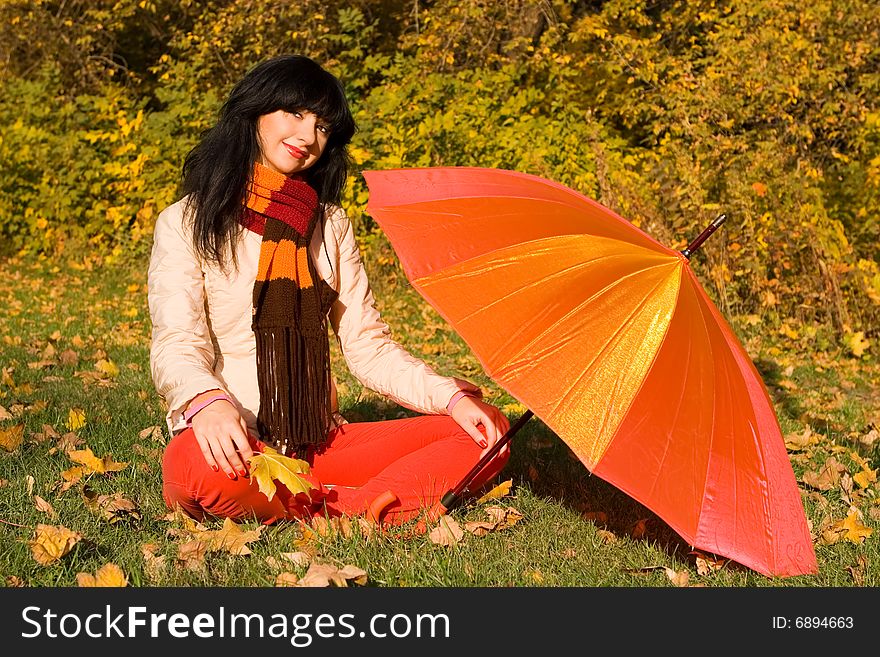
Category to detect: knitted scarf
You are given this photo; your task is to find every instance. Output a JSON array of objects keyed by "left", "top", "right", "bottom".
[{"left": 242, "top": 162, "right": 338, "bottom": 455}]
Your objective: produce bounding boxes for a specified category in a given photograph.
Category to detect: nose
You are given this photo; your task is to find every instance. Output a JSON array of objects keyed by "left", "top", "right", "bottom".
[{"left": 295, "top": 114, "right": 318, "bottom": 147}]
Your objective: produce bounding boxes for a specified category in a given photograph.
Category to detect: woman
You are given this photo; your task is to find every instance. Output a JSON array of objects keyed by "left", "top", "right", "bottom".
[{"left": 148, "top": 54, "right": 510, "bottom": 526}]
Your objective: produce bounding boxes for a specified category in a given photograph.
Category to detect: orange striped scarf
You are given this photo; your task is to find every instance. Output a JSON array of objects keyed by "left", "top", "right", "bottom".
[{"left": 243, "top": 162, "right": 338, "bottom": 454}]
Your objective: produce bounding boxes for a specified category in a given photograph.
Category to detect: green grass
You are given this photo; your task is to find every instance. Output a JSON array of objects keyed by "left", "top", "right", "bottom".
[{"left": 0, "top": 248, "right": 878, "bottom": 588}]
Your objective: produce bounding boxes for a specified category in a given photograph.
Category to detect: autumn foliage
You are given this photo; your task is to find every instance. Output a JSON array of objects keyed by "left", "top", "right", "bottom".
[{"left": 0, "top": 0, "right": 878, "bottom": 338}]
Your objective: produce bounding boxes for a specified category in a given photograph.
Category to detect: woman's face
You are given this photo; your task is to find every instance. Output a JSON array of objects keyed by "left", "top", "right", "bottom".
[{"left": 257, "top": 109, "right": 331, "bottom": 176}]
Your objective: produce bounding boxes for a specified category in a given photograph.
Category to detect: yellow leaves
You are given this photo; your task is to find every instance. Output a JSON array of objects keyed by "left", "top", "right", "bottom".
[
  {"left": 248, "top": 446, "right": 313, "bottom": 502},
  {"left": 94, "top": 358, "right": 119, "bottom": 377},
  {"left": 68, "top": 447, "right": 128, "bottom": 475},
  {"left": 801, "top": 457, "right": 845, "bottom": 491},
  {"left": 0, "top": 423, "right": 24, "bottom": 451},
  {"left": 76, "top": 563, "right": 128, "bottom": 587},
  {"left": 67, "top": 408, "right": 86, "bottom": 431},
  {"left": 476, "top": 478, "right": 512, "bottom": 504},
  {"left": 751, "top": 181, "right": 768, "bottom": 197},
  {"left": 846, "top": 331, "right": 871, "bottom": 358},
  {"left": 29, "top": 524, "right": 83, "bottom": 565},
  {"left": 180, "top": 517, "right": 264, "bottom": 557},
  {"left": 821, "top": 510, "right": 873, "bottom": 545}
]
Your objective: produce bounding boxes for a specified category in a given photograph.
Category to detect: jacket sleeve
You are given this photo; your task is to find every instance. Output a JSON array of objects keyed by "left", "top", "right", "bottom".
[
  {"left": 147, "top": 201, "right": 228, "bottom": 433},
  {"left": 328, "top": 209, "right": 461, "bottom": 415}
]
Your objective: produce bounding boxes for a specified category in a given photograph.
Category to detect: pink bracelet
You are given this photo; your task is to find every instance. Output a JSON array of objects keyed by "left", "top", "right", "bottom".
[
  {"left": 183, "top": 392, "right": 233, "bottom": 425},
  {"left": 446, "top": 389, "right": 481, "bottom": 414}
]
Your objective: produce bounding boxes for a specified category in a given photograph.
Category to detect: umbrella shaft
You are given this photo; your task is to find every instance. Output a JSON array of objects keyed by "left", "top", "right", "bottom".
[{"left": 682, "top": 213, "right": 727, "bottom": 258}]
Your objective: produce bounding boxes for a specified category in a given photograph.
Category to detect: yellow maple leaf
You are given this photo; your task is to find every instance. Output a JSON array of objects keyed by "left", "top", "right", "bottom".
[
  {"left": 476, "top": 479, "right": 512, "bottom": 504},
  {"left": 68, "top": 447, "right": 127, "bottom": 474},
  {"left": 76, "top": 563, "right": 128, "bottom": 587},
  {"left": 195, "top": 517, "right": 264, "bottom": 555},
  {"left": 848, "top": 332, "right": 871, "bottom": 357},
  {"left": 29, "top": 524, "right": 83, "bottom": 565},
  {"left": 248, "top": 446, "right": 313, "bottom": 502},
  {"left": 824, "top": 511, "right": 873, "bottom": 544},
  {"left": 0, "top": 424, "right": 24, "bottom": 451},
  {"left": 95, "top": 359, "right": 120, "bottom": 377},
  {"left": 853, "top": 468, "right": 878, "bottom": 489},
  {"left": 67, "top": 408, "right": 86, "bottom": 431}
]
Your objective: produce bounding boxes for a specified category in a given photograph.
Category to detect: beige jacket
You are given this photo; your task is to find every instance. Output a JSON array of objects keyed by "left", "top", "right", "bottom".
[{"left": 148, "top": 197, "right": 463, "bottom": 438}]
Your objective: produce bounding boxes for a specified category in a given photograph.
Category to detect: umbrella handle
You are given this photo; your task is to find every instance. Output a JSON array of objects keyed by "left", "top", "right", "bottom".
[{"left": 681, "top": 213, "right": 727, "bottom": 259}]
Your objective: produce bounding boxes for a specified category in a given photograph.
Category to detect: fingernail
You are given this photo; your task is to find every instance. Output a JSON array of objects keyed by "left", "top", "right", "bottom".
[
  {"left": 211, "top": 465, "right": 219, "bottom": 472},
  {"left": 480, "top": 440, "right": 488, "bottom": 448},
  {"left": 227, "top": 472, "right": 236, "bottom": 480},
  {"left": 238, "top": 469, "right": 247, "bottom": 477}
]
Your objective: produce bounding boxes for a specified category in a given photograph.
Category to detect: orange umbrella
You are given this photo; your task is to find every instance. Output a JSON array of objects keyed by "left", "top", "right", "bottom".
[{"left": 363, "top": 166, "right": 817, "bottom": 578}]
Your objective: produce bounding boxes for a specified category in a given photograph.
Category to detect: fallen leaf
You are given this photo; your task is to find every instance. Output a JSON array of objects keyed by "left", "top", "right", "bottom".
[
  {"left": 666, "top": 568, "right": 690, "bottom": 587},
  {"left": 26, "top": 475, "right": 35, "bottom": 496},
  {"left": 0, "top": 405, "right": 12, "bottom": 420},
  {"left": 297, "top": 561, "right": 368, "bottom": 587},
  {"left": 859, "top": 428, "right": 879, "bottom": 448},
  {"left": 68, "top": 447, "right": 127, "bottom": 474},
  {"left": 784, "top": 427, "right": 818, "bottom": 452},
  {"left": 692, "top": 551, "right": 728, "bottom": 575},
  {"left": 248, "top": 446, "right": 313, "bottom": 502},
  {"left": 311, "top": 515, "right": 332, "bottom": 537},
  {"left": 596, "top": 529, "right": 617, "bottom": 544},
  {"left": 82, "top": 487, "right": 142, "bottom": 524},
  {"left": 483, "top": 505, "right": 524, "bottom": 530},
  {"left": 0, "top": 424, "right": 24, "bottom": 451},
  {"left": 33, "top": 495, "right": 57, "bottom": 518},
  {"left": 476, "top": 479, "right": 512, "bottom": 504},
  {"left": 66, "top": 408, "right": 86, "bottom": 431},
  {"left": 821, "top": 510, "right": 873, "bottom": 545},
  {"left": 275, "top": 572, "right": 300, "bottom": 587},
  {"left": 195, "top": 517, "right": 264, "bottom": 555},
  {"left": 94, "top": 359, "right": 120, "bottom": 377},
  {"left": 802, "top": 457, "right": 846, "bottom": 491},
  {"left": 429, "top": 515, "right": 465, "bottom": 546},
  {"left": 59, "top": 350, "right": 79, "bottom": 366},
  {"left": 141, "top": 544, "right": 166, "bottom": 583},
  {"left": 630, "top": 518, "right": 649, "bottom": 539},
  {"left": 848, "top": 332, "right": 871, "bottom": 357},
  {"left": 6, "top": 576, "right": 25, "bottom": 587},
  {"left": 583, "top": 511, "right": 608, "bottom": 525},
  {"left": 138, "top": 425, "right": 165, "bottom": 443},
  {"left": 54, "top": 432, "right": 84, "bottom": 453},
  {"left": 177, "top": 540, "right": 208, "bottom": 570},
  {"left": 847, "top": 554, "right": 867, "bottom": 586},
  {"left": 29, "top": 524, "right": 83, "bottom": 565},
  {"left": 76, "top": 563, "right": 128, "bottom": 587}
]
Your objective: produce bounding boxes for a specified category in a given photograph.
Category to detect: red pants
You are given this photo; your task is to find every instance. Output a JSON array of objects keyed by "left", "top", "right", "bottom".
[{"left": 162, "top": 414, "right": 508, "bottom": 525}]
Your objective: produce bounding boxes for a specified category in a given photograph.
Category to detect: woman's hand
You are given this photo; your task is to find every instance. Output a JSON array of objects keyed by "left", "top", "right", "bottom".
[
  {"left": 450, "top": 395, "right": 511, "bottom": 459},
  {"left": 188, "top": 397, "right": 254, "bottom": 479}
]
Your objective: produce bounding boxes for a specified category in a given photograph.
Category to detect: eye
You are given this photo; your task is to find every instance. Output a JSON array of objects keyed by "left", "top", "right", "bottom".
[{"left": 317, "top": 123, "right": 331, "bottom": 135}]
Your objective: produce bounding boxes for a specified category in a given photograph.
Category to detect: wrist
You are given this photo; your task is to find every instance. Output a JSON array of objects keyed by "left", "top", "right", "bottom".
[
  {"left": 184, "top": 391, "right": 233, "bottom": 425},
  {"left": 446, "top": 389, "right": 481, "bottom": 414}
]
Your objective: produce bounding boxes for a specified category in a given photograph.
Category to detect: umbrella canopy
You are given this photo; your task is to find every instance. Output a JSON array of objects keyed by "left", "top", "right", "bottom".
[{"left": 363, "top": 166, "right": 817, "bottom": 578}]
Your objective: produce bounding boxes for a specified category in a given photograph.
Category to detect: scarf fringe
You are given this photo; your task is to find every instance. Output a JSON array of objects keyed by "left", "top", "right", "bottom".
[{"left": 254, "top": 325, "right": 333, "bottom": 455}]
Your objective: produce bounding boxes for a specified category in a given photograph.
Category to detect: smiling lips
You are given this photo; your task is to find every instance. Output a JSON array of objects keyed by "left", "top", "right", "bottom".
[{"left": 283, "top": 142, "right": 307, "bottom": 159}]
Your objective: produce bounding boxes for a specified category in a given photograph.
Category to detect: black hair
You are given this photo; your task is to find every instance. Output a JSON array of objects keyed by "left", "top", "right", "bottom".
[{"left": 180, "top": 54, "right": 357, "bottom": 270}]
